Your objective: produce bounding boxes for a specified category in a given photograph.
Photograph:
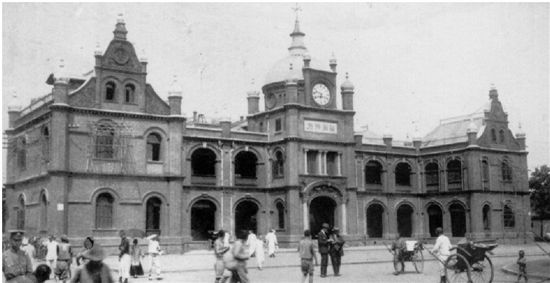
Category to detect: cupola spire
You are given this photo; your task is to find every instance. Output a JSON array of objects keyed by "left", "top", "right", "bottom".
[
  {"left": 113, "top": 13, "right": 128, "bottom": 40},
  {"left": 288, "top": 4, "right": 307, "bottom": 55}
]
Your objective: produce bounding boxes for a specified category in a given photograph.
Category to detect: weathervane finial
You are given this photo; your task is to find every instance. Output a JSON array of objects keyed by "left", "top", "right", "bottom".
[{"left": 292, "top": 3, "right": 302, "bottom": 20}]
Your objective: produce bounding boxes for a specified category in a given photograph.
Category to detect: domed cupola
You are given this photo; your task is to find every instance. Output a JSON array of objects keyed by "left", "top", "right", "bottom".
[{"left": 263, "top": 17, "right": 330, "bottom": 86}]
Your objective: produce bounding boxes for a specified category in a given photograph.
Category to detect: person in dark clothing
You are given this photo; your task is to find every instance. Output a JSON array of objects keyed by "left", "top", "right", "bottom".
[
  {"left": 316, "top": 223, "right": 331, "bottom": 278},
  {"left": 70, "top": 244, "right": 114, "bottom": 283},
  {"left": 329, "top": 228, "right": 345, "bottom": 276},
  {"left": 118, "top": 230, "right": 130, "bottom": 283}
]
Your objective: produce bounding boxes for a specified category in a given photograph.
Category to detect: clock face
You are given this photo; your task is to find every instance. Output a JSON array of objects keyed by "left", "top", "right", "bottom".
[
  {"left": 312, "top": 83, "right": 330, "bottom": 106},
  {"left": 113, "top": 48, "right": 130, "bottom": 65},
  {"left": 266, "top": 93, "right": 276, "bottom": 109}
]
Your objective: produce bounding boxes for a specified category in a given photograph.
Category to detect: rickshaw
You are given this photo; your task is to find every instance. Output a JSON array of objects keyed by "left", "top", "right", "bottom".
[
  {"left": 444, "top": 240, "right": 498, "bottom": 283},
  {"left": 390, "top": 240, "right": 425, "bottom": 273}
]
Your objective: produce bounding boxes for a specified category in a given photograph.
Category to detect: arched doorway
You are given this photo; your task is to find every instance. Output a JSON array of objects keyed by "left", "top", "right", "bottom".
[
  {"left": 191, "top": 199, "right": 217, "bottom": 240},
  {"left": 235, "top": 200, "right": 259, "bottom": 235},
  {"left": 450, "top": 203, "right": 466, "bottom": 237},
  {"left": 146, "top": 197, "right": 162, "bottom": 234},
  {"left": 366, "top": 203, "right": 384, "bottom": 238},
  {"left": 397, "top": 204, "right": 414, "bottom": 237},
  {"left": 309, "top": 196, "right": 337, "bottom": 238},
  {"left": 427, "top": 204, "right": 443, "bottom": 237}
]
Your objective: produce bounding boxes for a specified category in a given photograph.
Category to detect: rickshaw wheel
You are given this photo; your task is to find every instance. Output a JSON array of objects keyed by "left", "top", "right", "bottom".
[
  {"left": 445, "top": 253, "right": 472, "bottom": 283},
  {"left": 470, "top": 255, "right": 493, "bottom": 283},
  {"left": 412, "top": 249, "right": 424, "bottom": 273}
]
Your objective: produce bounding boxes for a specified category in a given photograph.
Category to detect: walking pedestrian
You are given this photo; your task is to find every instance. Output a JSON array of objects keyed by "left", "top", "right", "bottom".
[
  {"left": 255, "top": 235, "right": 265, "bottom": 270},
  {"left": 146, "top": 234, "right": 162, "bottom": 280},
  {"left": 298, "top": 230, "right": 318, "bottom": 283},
  {"left": 223, "top": 231, "right": 231, "bottom": 248},
  {"left": 329, "top": 228, "right": 345, "bottom": 276},
  {"left": 431, "top": 227, "right": 451, "bottom": 283},
  {"left": 129, "top": 239, "right": 144, "bottom": 278},
  {"left": 230, "top": 230, "right": 250, "bottom": 283},
  {"left": 2, "top": 230, "right": 34, "bottom": 283},
  {"left": 265, "top": 229, "right": 278, "bottom": 258},
  {"left": 76, "top": 236, "right": 94, "bottom": 266},
  {"left": 70, "top": 244, "right": 114, "bottom": 283},
  {"left": 118, "top": 230, "right": 131, "bottom": 283},
  {"left": 245, "top": 231, "right": 257, "bottom": 258},
  {"left": 20, "top": 237, "right": 36, "bottom": 269},
  {"left": 317, "top": 223, "right": 331, "bottom": 277},
  {"left": 516, "top": 250, "right": 528, "bottom": 283},
  {"left": 54, "top": 235, "right": 73, "bottom": 283},
  {"left": 45, "top": 235, "right": 58, "bottom": 272},
  {"left": 214, "top": 230, "right": 231, "bottom": 283}
]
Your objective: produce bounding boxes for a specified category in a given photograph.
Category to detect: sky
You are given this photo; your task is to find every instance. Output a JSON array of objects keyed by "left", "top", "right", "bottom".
[{"left": 2, "top": 3, "right": 549, "bottom": 170}]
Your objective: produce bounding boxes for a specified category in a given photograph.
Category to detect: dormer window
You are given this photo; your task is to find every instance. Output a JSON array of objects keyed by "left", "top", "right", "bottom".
[
  {"left": 125, "top": 84, "right": 135, "bottom": 103},
  {"left": 491, "top": 128, "right": 497, "bottom": 143},
  {"left": 499, "top": 129, "right": 505, "bottom": 143},
  {"left": 105, "top": 82, "right": 116, "bottom": 101}
]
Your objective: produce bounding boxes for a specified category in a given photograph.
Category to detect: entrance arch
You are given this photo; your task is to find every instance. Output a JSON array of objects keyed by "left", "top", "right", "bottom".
[
  {"left": 191, "top": 199, "right": 216, "bottom": 240},
  {"left": 366, "top": 203, "right": 384, "bottom": 238},
  {"left": 450, "top": 203, "right": 466, "bottom": 237},
  {"left": 235, "top": 200, "right": 259, "bottom": 235},
  {"left": 309, "top": 196, "right": 337, "bottom": 237},
  {"left": 427, "top": 204, "right": 443, "bottom": 237},
  {"left": 397, "top": 204, "right": 414, "bottom": 237}
]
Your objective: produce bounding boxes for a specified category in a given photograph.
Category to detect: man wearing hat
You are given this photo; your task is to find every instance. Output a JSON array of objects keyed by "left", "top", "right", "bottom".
[
  {"left": 2, "top": 230, "right": 34, "bottom": 283},
  {"left": 71, "top": 244, "right": 115, "bottom": 282},
  {"left": 317, "top": 223, "right": 331, "bottom": 278},
  {"left": 329, "top": 227, "right": 345, "bottom": 277}
]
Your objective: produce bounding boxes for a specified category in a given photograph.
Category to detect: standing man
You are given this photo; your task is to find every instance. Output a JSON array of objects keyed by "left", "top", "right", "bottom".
[
  {"left": 265, "top": 229, "right": 278, "bottom": 258},
  {"left": 2, "top": 230, "right": 34, "bottom": 283},
  {"left": 214, "top": 230, "right": 231, "bottom": 283},
  {"left": 317, "top": 223, "right": 331, "bottom": 278},
  {"left": 147, "top": 234, "right": 162, "bottom": 280},
  {"left": 45, "top": 235, "right": 58, "bottom": 272},
  {"left": 245, "top": 230, "right": 257, "bottom": 258},
  {"left": 391, "top": 235, "right": 406, "bottom": 275},
  {"left": 231, "top": 230, "right": 250, "bottom": 283},
  {"left": 329, "top": 228, "right": 345, "bottom": 277},
  {"left": 298, "top": 230, "right": 318, "bottom": 283},
  {"left": 118, "top": 230, "right": 131, "bottom": 283},
  {"left": 431, "top": 227, "right": 451, "bottom": 283}
]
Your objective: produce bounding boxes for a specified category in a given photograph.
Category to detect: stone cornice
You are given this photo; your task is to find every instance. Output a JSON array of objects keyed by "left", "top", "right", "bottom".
[
  {"left": 247, "top": 103, "right": 355, "bottom": 118},
  {"left": 357, "top": 189, "right": 529, "bottom": 197}
]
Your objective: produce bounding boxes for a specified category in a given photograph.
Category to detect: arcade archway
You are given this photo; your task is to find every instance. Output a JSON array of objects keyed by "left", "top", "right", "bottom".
[
  {"left": 235, "top": 200, "right": 259, "bottom": 235},
  {"left": 450, "top": 203, "right": 466, "bottom": 237},
  {"left": 191, "top": 199, "right": 216, "bottom": 240},
  {"left": 427, "top": 204, "right": 443, "bottom": 237},
  {"left": 397, "top": 204, "right": 414, "bottom": 237},
  {"left": 366, "top": 203, "right": 384, "bottom": 238},
  {"left": 309, "top": 196, "right": 337, "bottom": 238}
]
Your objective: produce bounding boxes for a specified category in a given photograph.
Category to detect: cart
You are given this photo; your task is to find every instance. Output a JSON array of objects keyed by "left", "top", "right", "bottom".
[
  {"left": 389, "top": 240, "right": 425, "bottom": 274},
  {"left": 444, "top": 240, "right": 498, "bottom": 283}
]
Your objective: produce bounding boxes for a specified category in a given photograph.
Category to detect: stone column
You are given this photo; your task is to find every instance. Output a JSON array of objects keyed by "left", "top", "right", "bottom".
[
  {"left": 341, "top": 202, "right": 347, "bottom": 234},
  {"left": 303, "top": 201, "right": 309, "bottom": 230}
]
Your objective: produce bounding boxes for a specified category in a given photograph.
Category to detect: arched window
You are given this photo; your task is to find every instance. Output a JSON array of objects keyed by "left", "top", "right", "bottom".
[
  {"left": 124, "top": 84, "right": 135, "bottom": 103},
  {"left": 395, "top": 162, "right": 411, "bottom": 186},
  {"left": 105, "top": 82, "right": 116, "bottom": 101},
  {"left": 272, "top": 151, "right": 284, "bottom": 178},
  {"left": 499, "top": 129, "right": 505, "bottom": 143},
  {"left": 491, "top": 128, "right": 497, "bottom": 143},
  {"left": 501, "top": 161, "right": 512, "bottom": 181},
  {"left": 425, "top": 162, "right": 439, "bottom": 188},
  {"left": 146, "top": 133, "right": 162, "bottom": 161},
  {"left": 366, "top": 203, "right": 384, "bottom": 238},
  {"left": 95, "top": 193, "right": 114, "bottom": 229},
  {"left": 276, "top": 202, "right": 285, "bottom": 230},
  {"left": 191, "top": 148, "right": 216, "bottom": 176},
  {"left": 40, "top": 193, "right": 47, "bottom": 231},
  {"left": 235, "top": 151, "right": 258, "bottom": 179},
  {"left": 503, "top": 204, "right": 515, "bottom": 228},
  {"left": 449, "top": 203, "right": 466, "bottom": 237},
  {"left": 397, "top": 204, "right": 413, "bottom": 237},
  {"left": 483, "top": 204, "right": 491, "bottom": 231},
  {"left": 42, "top": 126, "right": 50, "bottom": 161},
  {"left": 146, "top": 197, "right": 162, "bottom": 233},
  {"left": 191, "top": 199, "right": 216, "bottom": 240},
  {"left": 482, "top": 159, "right": 489, "bottom": 181},
  {"left": 16, "top": 196, "right": 25, "bottom": 230},
  {"left": 95, "top": 123, "right": 115, "bottom": 159},
  {"left": 447, "top": 160, "right": 462, "bottom": 185},
  {"left": 365, "top": 161, "right": 383, "bottom": 185},
  {"left": 17, "top": 137, "right": 26, "bottom": 169}
]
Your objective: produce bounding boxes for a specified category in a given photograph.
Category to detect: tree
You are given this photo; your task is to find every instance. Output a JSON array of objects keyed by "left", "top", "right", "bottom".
[{"left": 529, "top": 165, "right": 550, "bottom": 238}]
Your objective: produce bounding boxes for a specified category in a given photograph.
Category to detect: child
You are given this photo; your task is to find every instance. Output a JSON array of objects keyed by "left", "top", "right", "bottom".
[
  {"left": 517, "top": 250, "right": 527, "bottom": 283},
  {"left": 130, "top": 238, "right": 144, "bottom": 278},
  {"left": 298, "top": 230, "right": 318, "bottom": 283}
]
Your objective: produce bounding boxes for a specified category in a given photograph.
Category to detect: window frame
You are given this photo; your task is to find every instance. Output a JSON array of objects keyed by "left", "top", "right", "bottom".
[
  {"left": 124, "top": 83, "right": 136, "bottom": 104},
  {"left": 95, "top": 123, "right": 116, "bottom": 159},
  {"left": 95, "top": 193, "right": 114, "bottom": 229},
  {"left": 503, "top": 204, "right": 515, "bottom": 228},
  {"left": 146, "top": 133, "right": 162, "bottom": 162},
  {"left": 365, "top": 160, "right": 383, "bottom": 185},
  {"left": 105, "top": 81, "right": 116, "bottom": 102},
  {"left": 395, "top": 162, "right": 412, "bottom": 186}
]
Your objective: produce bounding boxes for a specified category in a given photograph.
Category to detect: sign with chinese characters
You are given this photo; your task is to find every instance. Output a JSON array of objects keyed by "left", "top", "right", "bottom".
[{"left": 304, "top": 119, "right": 338, "bottom": 134}]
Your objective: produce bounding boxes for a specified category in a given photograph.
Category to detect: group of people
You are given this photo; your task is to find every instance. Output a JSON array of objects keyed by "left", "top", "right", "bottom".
[
  {"left": 212, "top": 229, "right": 279, "bottom": 283},
  {"left": 2, "top": 229, "right": 163, "bottom": 283},
  {"left": 299, "top": 223, "right": 345, "bottom": 282}
]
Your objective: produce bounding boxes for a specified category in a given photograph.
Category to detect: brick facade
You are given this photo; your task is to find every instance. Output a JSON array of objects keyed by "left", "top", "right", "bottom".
[{"left": 4, "top": 18, "right": 531, "bottom": 253}]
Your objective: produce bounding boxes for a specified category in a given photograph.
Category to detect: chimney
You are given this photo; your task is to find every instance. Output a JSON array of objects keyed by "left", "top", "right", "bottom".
[
  {"left": 247, "top": 91, "right": 260, "bottom": 114},
  {"left": 383, "top": 134, "right": 393, "bottom": 149},
  {"left": 354, "top": 133, "right": 363, "bottom": 147},
  {"left": 168, "top": 96, "right": 182, "bottom": 115},
  {"left": 8, "top": 106, "right": 21, "bottom": 128},
  {"left": 220, "top": 117, "right": 231, "bottom": 138}
]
